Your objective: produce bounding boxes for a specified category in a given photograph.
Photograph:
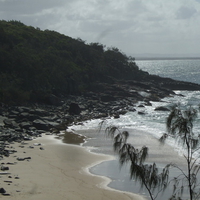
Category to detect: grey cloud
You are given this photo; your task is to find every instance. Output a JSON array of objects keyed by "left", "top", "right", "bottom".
[
  {"left": 0, "top": 0, "right": 67, "bottom": 15},
  {"left": 95, "top": 29, "right": 111, "bottom": 42},
  {"left": 0, "top": 0, "right": 200, "bottom": 55},
  {"left": 126, "top": 0, "right": 147, "bottom": 15},
  {"left": 176, "top": 6, "right": 197, "bottom": 19},
  {"left": 0, "top": 0, "right": 70, "bottom": 29}
]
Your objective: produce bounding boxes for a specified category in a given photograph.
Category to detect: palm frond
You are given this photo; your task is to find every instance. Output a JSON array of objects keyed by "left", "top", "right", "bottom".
[
  {"left": 98, "top": 120, "right": 106, "bottom": 133},
  {"left": 105, "top": 125, "right": 119, "bottom": 137},
  {"left": 140, "top": 146, "right": 148, "bottom": 164}
]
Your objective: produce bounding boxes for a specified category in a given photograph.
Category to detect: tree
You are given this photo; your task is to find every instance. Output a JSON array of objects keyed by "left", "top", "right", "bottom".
[
  {"left": 160, "top": 104, "right": 200, "bottom": 200},
  {"left": 99, "top": 122, "right": 170, "bottom": 200},
  {"left": 100, "top": 104, "right": 200, "bottom": 200}
]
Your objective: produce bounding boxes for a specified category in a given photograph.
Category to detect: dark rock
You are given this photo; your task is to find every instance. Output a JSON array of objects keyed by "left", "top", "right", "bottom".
[
  {"left": 117, "top": 110, "right": 127, "bottom": 115},
  {"left": 24, "top": 157, "right": 31, "bottom": 160},
  {"left": 0, "top": 172, "right": 10, "bottom": 175},
  {"left": 17, "top": 156, "right": 31, "bottom": 161},
  {"left": 19, "top": 121, "right": 33, "bottom": 130},
  {"left": 3, "top": 119, "right": 13, "bottom": 127},
  {"left": 2, "top": 193, "right": 10, "bottom": 196},
  {"left": 0, "top": 188, "right": 6, "bottom": 193},
  {"left": 17, "top": 112, "right": 37, "bottom": 122},
  {"left": 155, "top": 106, "right": 170, "bottom": 111},
  {"left": 6, "top": 162, "right": 15, "bottom": 165},
  {"left": 47, "top": 121, "right": 60, "bottom": 129},
  {"left": 1, "top": 166, "right": 9, "bottom": 171},
  {"left": 113, "top": 114, "right": 120, "bottom": 119},
  {"left": 100, "top": 95, "right": 116, "bottom": 102},
  {"left": 4, "top": 181, "right": 12, "bottom": 183},
  {"left": 138, "top": 111, "right": 146, "bottom": 115},
  {"left": 23, "top": 136, "right": 32, "bottom": 141},
  {"left": 128, "top": 107, "right": 136, "bottom": 112},
  {"left": 13, "top": 127, "right": 22, "bottom": 132},
  {"left": 17, "top": 106, "right": 30, "bottom": 113},
  {"left": 144, "top": 101, "right": 152, "bottom": 106},
  {"left": 17, "top": 158, "right": 25, "bottom": 161},
  {"left": 68, "top": 103, "right": 81, "bottom": 115},
  {"left": 33, "top": 119, "right": 49, "bottom": 131},
  {"left": 29, "top": 108, "right": 48, "bottom": 116},
  {"left": 138, "top": 104, "right": 145, "bottom": 108}
]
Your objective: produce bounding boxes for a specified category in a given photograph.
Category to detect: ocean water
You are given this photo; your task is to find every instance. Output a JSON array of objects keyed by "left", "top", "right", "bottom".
[
  {"left": 69, "top": 59, "right": 200, "bottom": 200},
  {"left": 136, "top": 58, "right": 200, "bottom": 85}
]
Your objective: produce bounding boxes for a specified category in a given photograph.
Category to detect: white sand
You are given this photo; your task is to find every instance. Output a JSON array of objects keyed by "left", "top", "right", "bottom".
[{"left": 0, "top": 135, "right": 146, "bottom": 200}]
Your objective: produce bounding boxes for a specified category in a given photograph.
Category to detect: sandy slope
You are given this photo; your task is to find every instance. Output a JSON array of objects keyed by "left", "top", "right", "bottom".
[{"left": 0, "top": 135, "right": 146, "bottom": 200}]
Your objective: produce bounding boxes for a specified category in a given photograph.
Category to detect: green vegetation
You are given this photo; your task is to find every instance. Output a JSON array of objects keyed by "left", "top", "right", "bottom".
[
  {"left": 0, "top": 20, "right": 147, "bottom": 104},
  {"left": 163, "top": 105, "right": 200, "bottom": 200},
  {"left": 101, "top": 104, "right": 200, "bottom": 200},
  {"left": 101, "top": 123, "right": 170, "bottom": 200}
]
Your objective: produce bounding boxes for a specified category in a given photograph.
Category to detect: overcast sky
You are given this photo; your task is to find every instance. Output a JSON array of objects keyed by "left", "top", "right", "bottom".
[{"left": 1, "top": 0, "right": 200, "bottom": 56}]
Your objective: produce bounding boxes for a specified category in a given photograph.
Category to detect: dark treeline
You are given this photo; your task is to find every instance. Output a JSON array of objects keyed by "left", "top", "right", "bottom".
[{"left": 0, "top": 20, "right": 148, "bottom": 104}]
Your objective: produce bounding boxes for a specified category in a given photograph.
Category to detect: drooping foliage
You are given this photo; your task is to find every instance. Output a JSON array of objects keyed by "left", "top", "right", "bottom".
[
  {"left": 100, "top": 104, "right": 200, "bottom": 200},
  {"left": 160, "top": 104, "right": 200, "bottom": 200},
  {"left": 101, "top": 123, "right": 170, "bottom": 200}
]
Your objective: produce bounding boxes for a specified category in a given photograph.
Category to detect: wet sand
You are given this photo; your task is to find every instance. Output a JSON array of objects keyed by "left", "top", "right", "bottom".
[
  {"left": 0, "top": 134, "right": 146, "bottom": 200},
  {"left": 73, "top": 127, "right": 188, "bottom": 200}
]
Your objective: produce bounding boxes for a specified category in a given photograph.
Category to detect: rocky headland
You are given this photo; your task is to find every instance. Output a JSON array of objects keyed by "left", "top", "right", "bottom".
[
  {"left": 1, "top": 77, "right": 200, "bottom": 146},
  {"left": 1, "top": 20, "right": 200, "bottom": 196},
  {"left": 0, "top": 77, "right": 199, "bottom": 195}
]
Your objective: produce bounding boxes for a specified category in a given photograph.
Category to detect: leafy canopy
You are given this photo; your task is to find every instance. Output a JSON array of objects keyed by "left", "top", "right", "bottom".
[{"left": 0, "top": 20, "right": 145, "bottom": 104}]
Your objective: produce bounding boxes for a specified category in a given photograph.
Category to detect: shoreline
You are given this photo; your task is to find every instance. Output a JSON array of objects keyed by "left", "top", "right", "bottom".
[
  {"left": 73, "top": 126, "right": 188, "bottom": 200},
  {"left": 0, "top": 133, "right": 146, "bottom": 200}
]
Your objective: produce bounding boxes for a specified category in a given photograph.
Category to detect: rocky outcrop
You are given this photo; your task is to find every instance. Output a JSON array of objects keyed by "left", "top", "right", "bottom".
[
  {"left": 68, "top": 103, "right": 81, "bottom": 115},
  {"left": 0, "top": 73, "right": 199, "bottom": 160},
  {"left": 146, "top": 74, "right": 200, "bottom": 91},
  {"left": 154, "top": 106, "right": 170, "bottom": 111}
]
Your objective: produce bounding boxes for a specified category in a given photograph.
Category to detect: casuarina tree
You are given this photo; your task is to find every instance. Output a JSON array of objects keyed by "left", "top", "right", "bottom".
[
  {"left": 99, "top": 122, "right": 170, "bottom": 200},
  {"left": 160, "top": 104, "right": 200, "bottom": 200}
]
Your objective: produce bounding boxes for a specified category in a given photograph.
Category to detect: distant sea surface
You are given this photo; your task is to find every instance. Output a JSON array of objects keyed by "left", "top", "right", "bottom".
[
  {"left": 136, "top": 58, "right": 200, "bottom": 84},
  {"left": 70, "top": 58, "right": 200, "bottom": 200}
]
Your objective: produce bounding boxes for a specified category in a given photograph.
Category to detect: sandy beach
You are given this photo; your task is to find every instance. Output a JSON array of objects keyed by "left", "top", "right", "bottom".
[
  {"left": 0, "top": 134, "right": 146, "bottom": 200},
  {"left": 75, "top": 127, "right": 188, "bottom": 199}
]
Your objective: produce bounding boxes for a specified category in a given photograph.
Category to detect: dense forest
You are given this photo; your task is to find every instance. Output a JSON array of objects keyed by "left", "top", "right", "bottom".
[
  {"left": 0, "top": 20, "right": 151, "bottom": 104},
  {"left": 1, "top": 20, "right": 200, "bottom": 105}
]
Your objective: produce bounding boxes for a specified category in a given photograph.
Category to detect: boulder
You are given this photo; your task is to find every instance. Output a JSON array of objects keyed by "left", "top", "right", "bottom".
[
  {"left": 100, "top": 95, "right": 116, "bottom": 102},
  {"left": 20, "top": 121, "right": 33, "bottom": 130},
  {"left": 138, "top": 104, "right": 145, "bottom": 108},
  {"left": 29, "top": 108, "right": 48, "bottom": 117},
  {"left": 0, "top": 188, "right": 6, "bottom": 194},
  {"left": 17, "top": 112, "right": 37, "bottom": 121},
  {"left": 47, "top": 121, "right": 60, "bottom": 128},
  {"left": 113, "top": 114, "right": 120, "bottom": 119},
  {"left": 154, "top": 106, "right": 170, "bottom": 111},
  {"left": 3, "top": 119, "right": 13, "bottom": 127},
  {"left": 1, "top": 166, "right": 9, "bottom": 171},
  {"left": 138, "top": 111, "right": 146, "bottom": 115},
  {"left": 68, "top": 103, "right": 81, "bottom": 115},
  {"left": 33, "top": 119, "right": 49, "bottom": 131}
]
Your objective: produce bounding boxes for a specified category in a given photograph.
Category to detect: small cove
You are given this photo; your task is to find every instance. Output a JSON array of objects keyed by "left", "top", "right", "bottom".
[{"left": 62, "top": 127, "right": 190, "bottom": 200}]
